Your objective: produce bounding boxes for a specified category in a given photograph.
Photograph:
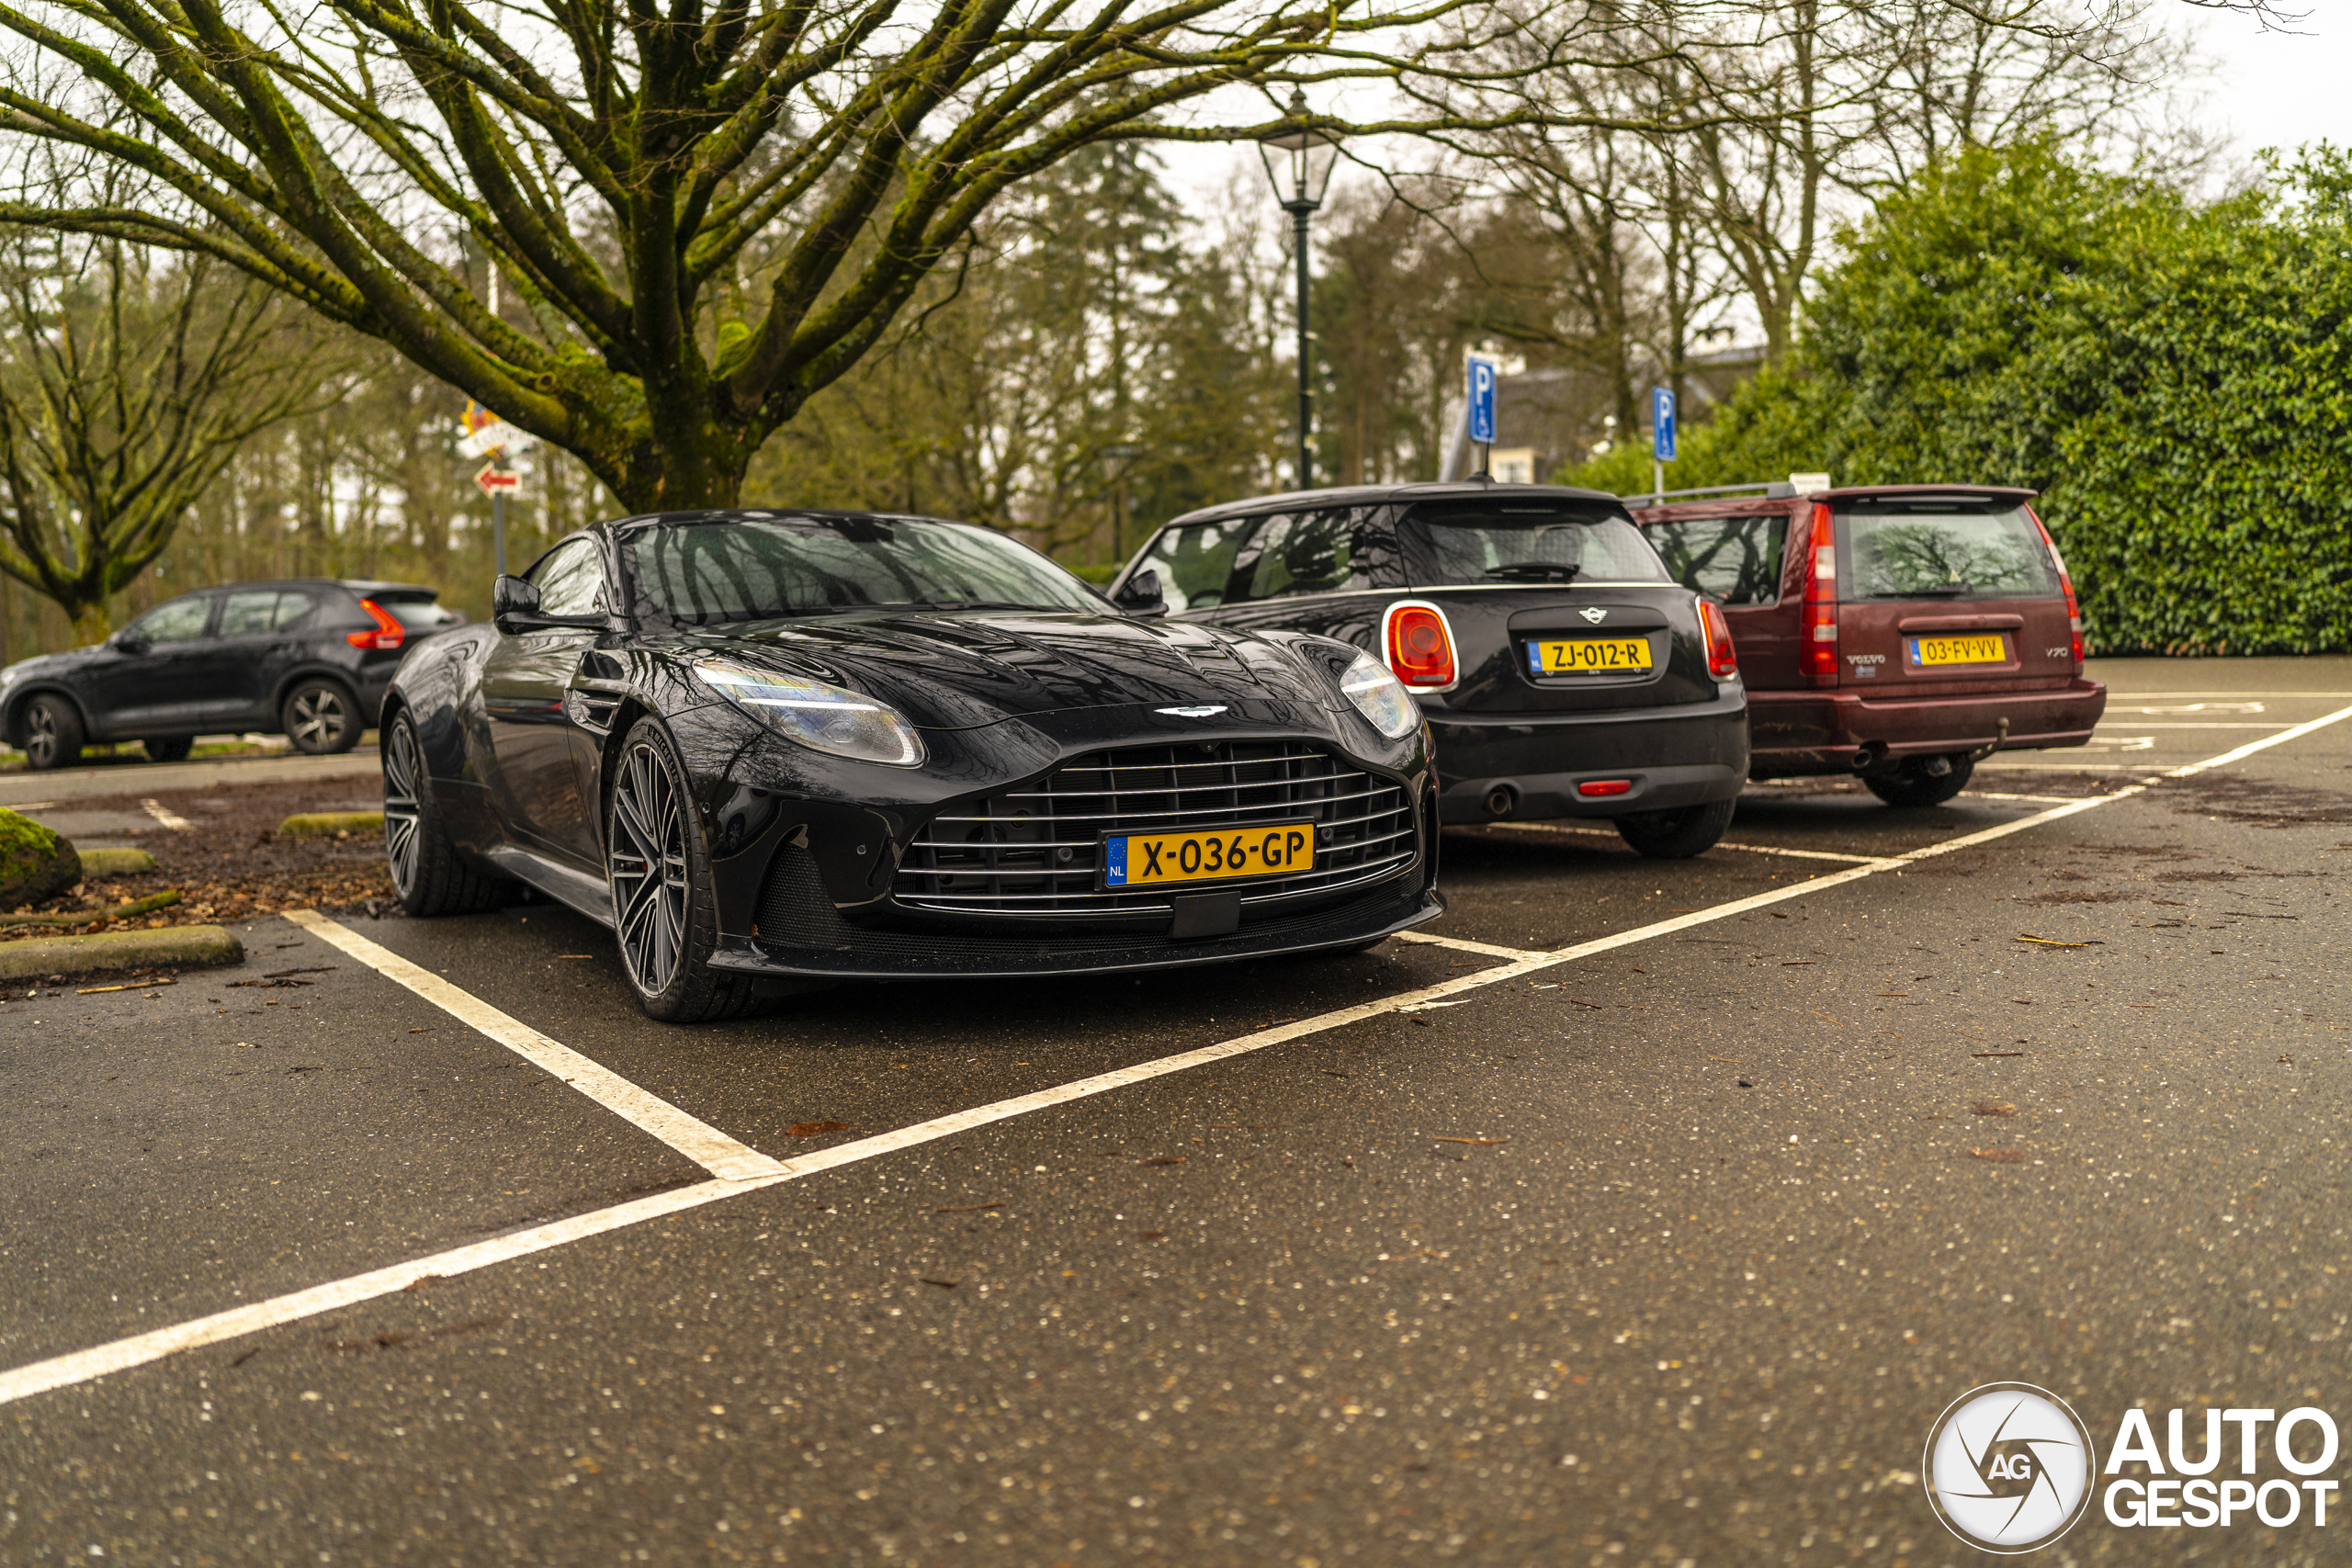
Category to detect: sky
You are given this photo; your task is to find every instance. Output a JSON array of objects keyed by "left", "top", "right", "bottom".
[{"left": 2184, "top": 3, "right": 2351, "bottom": 164}]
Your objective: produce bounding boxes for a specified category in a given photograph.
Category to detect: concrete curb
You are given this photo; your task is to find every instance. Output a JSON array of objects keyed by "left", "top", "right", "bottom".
[{"left": 0, "top": 924, "right": 243, "bottom": 980}]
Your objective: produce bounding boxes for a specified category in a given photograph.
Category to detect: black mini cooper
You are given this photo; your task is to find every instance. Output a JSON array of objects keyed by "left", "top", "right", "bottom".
[{"left": 1111, "top": 482, "right": 1748, "bottom": 857}]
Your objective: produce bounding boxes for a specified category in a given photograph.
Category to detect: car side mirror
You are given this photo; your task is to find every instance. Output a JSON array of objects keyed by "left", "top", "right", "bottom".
[
  {"left": 491, "top": 574, "right": 540, "bottom": 635},
  {"left": 113, "top": 634, "right": 149, "bottom": 656},
  {"left": 1113, "top": 569, "right": 1167, "bottom": 619}
]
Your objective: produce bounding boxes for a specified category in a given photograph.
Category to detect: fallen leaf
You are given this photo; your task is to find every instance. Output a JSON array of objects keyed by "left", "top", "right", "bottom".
[
  {"left": 786, "top": 1120, "right": 849, "bottom": 1136},
  {"left": 265, "top": 966, "right": 336, "bottom": 978},
  {"left": 1970, "top": 1102, "right": 2016, "bottom": 1117},
  {"left": 1968, "top": 1148, "right": 2026, "bottom": 1164},
  {"left": 1136, "top": 1230, "right": 1166, "bottom": 1241},
  {"left": 1781, "top": 959, "right": 1815, "bottom": 966},
  {"left": 1139, "top": 1156, "right": 1186, "bottom": 1167},
  {"left": 1706, "top": 1055, "right": 1744, "bottom": 1066},
  {"left": 1433, "top": 1136, "right": 1509, "bottom": 1145},
  {"left": 2016, "top": 935, "right": 2100, "bottom": 948},
  {"left": 1972, "top": 1051, "right": 2026, "bottom": 1059},
  {"left": 77, "top": 977, "right": 176, "bottom": 994},
  {"left": 920, "top": 1277, "right": 958, "bottom": 1289},
  {"left": 933, "top": 1202, "right": 1003, "bottom": 1214}
]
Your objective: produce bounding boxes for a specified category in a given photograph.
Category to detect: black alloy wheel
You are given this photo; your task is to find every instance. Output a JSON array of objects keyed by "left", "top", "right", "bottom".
[
  {"left": 21, "top": 696, "right": 83, "bottom": 771},
  {"left": 605, "top": 717, "right": 759, "bottom": 1022},
  {"left": 1614, "top": 796, "right": 1737, "bottom": 859},
  {"left": 143, "top": 736, "right": 194, "bottom": 763},
  {"left": 382, "top": 710, "right": 516, "bottom": 916},
  {"left": 284, "top": 680, "right": 360, "bottom": 754},
  {"left": 1865, "top": 754, "right": 1974, "bottom": 808}
]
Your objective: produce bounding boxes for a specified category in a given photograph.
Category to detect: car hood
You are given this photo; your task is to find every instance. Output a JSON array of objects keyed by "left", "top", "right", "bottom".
[
  {"left": 0, "top": 647, "right": 104, "bottom": 683},
  {"left": 670, "top": 610, "right": 1350, "bottom": 729}
]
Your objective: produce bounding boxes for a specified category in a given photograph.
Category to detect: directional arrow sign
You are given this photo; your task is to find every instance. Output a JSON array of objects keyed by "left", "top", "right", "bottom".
[{"left": 476, "top": 464, "right": 523, "bottom": 496}]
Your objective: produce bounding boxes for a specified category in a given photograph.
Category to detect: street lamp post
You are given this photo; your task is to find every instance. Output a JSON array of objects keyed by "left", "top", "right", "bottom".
[{"left": 1258, "top": 89, "right": 1341, "bottom": 492}]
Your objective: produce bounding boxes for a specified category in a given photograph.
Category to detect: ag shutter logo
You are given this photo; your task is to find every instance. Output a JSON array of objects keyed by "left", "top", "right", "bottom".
[{"left": 1923, "top": 1383, "right": 2096, "bottom": 1553}]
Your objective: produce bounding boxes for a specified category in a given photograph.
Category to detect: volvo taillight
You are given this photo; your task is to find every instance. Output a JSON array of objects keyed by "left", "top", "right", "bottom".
[
  {"left": 347, "top": 598, "right": 406, "bottom": 651},
  {"left": 2027, "top": 506, "right": 2085, "bottom": 671},
  {"left": 1698, "top": 597, "right": 1738, "bottom": 680},
  {"left": 1384, "top": 602, "right": 1456, "bottom": 690},
  {"left": 1798, "top": 502, "right": 1838, "bottom": 685}
]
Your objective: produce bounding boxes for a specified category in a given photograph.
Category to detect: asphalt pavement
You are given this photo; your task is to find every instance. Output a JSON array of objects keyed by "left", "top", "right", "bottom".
[{"left": 3, "top": 660, "right": 2348, "bottom": 1565}]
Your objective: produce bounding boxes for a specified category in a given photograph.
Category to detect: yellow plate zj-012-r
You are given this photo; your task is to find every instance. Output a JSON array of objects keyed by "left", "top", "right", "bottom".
[
  {"left": 1529, "top": 637, "right": 1652, "bottom": 674},
  {"left": 1911, "top": 634, "right": 2007, "bottom": 667},
  {"left": 1102, "top": 820, "right": 1315, "bottom": 890}
]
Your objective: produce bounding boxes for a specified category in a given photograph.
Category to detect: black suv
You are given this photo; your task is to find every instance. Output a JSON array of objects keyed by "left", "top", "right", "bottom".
[
  {"left": 1111, "top": 482, "right": 1749, "bottom": 857},
  {"left": 0, "top": 579, "right": 460, "bottom": 770}
]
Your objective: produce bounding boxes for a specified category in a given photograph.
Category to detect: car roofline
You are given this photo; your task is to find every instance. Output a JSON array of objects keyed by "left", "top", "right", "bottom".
[{"left": 1159, "top": 479, "right": 1628, "bottom": 531}]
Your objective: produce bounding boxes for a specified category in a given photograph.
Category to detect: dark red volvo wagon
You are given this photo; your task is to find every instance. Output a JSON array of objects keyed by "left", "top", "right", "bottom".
[{"left": 1630, "top": 483, "right": 2106, "bottom": 805}]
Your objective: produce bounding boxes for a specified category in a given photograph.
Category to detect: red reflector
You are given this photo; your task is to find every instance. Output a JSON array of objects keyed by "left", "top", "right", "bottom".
[
  {"left": 1578, "top": 779, "right": 1633, "bottom": 797},
  {"left": 347, "top": 597, "right": 406, "bottom": 651},
  {"left": 1385, "top": 604, "right": 1455, "bottom": 688}
]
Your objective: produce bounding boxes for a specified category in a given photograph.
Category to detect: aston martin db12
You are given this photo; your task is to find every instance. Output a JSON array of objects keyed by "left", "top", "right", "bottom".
[{"left": 381, "top": 510, "right": 1442, "bottom": 1020}]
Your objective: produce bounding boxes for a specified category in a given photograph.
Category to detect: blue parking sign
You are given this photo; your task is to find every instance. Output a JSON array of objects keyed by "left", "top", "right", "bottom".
[
  {"left": 1652, "top": 386, "right": 1677, "bottom": 463},
  {"left": 1467, "top": 357, "right": 1498, "bottom": 445}
]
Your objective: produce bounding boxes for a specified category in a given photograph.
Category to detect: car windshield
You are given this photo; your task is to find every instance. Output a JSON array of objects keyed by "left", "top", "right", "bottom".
[
  {"left": 622, "top": 514, "right": 1102, "bottom": 625},
  {"left": 1840, "top": 502, "right": 2058, "bottom": 600},
  {"left": 1399, "top": 502, "right": 1669, "bottom": 587}
]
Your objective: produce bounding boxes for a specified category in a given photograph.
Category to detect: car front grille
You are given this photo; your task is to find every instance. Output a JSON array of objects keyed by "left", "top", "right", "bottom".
[{"left": 895, "top": 741, "right": 1416, "bottom": 919}]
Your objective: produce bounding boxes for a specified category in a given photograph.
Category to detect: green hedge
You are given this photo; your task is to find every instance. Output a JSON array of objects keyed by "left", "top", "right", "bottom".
[{"left": 1568, "top": 142, "right": 2352, "bottom": 654}]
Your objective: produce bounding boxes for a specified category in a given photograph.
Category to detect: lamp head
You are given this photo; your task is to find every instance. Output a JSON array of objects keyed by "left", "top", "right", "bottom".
[{"left": 1257, "top": 87, "right": 1342, "bottom": 211}]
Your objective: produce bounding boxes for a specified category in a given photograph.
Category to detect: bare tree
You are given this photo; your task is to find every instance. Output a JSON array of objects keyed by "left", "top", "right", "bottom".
[
  {"left": 0, "top": 0, "right": 1672, "bottom": 513},
  {"left": 0, "top": 235, "right": 329, "bottom": 642}
]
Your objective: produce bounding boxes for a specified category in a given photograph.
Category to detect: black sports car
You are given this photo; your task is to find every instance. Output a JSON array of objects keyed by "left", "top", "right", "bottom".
[
  {"left": 382, "top": 510, "right": 1442, "bottom": 1021},
  {"left": 1111, "top": 481, "right": 1750, "bottom": 857}
]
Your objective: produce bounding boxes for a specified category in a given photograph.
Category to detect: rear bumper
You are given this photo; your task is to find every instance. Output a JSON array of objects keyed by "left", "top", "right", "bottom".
[
  {"left": 1425, "top": 688, "right": 1750, "bottom": 823},
  {"left": 1747, "top": 678, "right": 2107, "bottom": 776}
]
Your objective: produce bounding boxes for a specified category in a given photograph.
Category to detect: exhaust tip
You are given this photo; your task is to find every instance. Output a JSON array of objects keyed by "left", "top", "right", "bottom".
[{"left": 1483, "top": 784, "right": 1517, "bottom": 819}]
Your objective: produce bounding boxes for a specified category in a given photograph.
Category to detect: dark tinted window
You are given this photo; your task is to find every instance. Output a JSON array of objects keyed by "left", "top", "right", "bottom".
[
  {"left": 1647, "top": 513, "right": 1786, "bottom": 604},
  {"left": 1230, "top": 508, "right": 1375, "bottom": 603},
  {"left": 1399, "top": 502, "right": 1668, "bottom": 586},
  {"left": 124, "top": 595, "right": 212, "bottom": 643},
  {"left": 529, "top": 538, "right": 606, "bottom": 617},
  {"left": 1839, "top": 502, "right": 2057, "bottom": 600},
  {"left": 219, "top": 590, "right": 314, "bottom": 634},
  {"left": 1128, "top": 514, "right": 1256, "bottom": 614},
  {"left": 623, "top": 515, "right": 1098, "bottom": 625}
]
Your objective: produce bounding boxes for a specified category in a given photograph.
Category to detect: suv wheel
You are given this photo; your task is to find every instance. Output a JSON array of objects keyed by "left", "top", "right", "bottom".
[
  {"left": 284, "top": 679, "right": 360, "bottom": 754},
  {"left": 143, "top": 737, "right": 194, "bottom": 763},
  {"left": 1865, "top": 754, "right": 1974, "bottom": 808},
  {"left": 383, "top": 711, "right": 519, "bottom": 915},
  {"left": 21, "top": 696, "right": 83, "bottom": 771},
  {"left": 1615, "top": 797, "right": 1736, "bottom": 859},
  {"left": 607, "top": 717, "right": 760, "bottom": 1023}
]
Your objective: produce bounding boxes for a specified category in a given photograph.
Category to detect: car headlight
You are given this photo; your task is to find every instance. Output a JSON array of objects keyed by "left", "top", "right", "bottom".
[
  {"left": 693, "top": 660, "right": 926, "bottom": 767},
  {"left": 1338, "top": 651, "right": 1421, "bottom": 740}
]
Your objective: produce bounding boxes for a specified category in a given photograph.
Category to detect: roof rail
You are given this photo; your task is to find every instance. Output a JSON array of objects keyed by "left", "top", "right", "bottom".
[{"left": 1618, "top": 480, "right": 1795, "bottom": 507}]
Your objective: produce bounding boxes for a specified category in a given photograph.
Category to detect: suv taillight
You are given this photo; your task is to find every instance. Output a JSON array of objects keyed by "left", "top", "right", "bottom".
[
  {"left": 2027, "top": 506, "right": 2085, "bottom": 672},
  {"left": 1798, "top": 502, "right": 1838, "bottom": 685},
  {"left": 1698, "top": 597, "right": 1737, "bottom": 680},
  {"left": 348, "top": 598, "right": 406, "bottom": 651},
  {"left": 1385, "top": 603, "right": 1456, "bottom": 689}
]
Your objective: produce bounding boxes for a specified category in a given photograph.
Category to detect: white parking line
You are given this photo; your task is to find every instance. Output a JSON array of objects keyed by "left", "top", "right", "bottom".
[
  {"left": 283, "top": 910, "right": 788, "bottom": 1183},
  {"left": 5, "top": 703, "right": 2347, "bottom": 1411},
  {"left": 1481, "top": 819, "right": 1894, "bottom": 866},
  {"left": 1394, "top": 931, "right": 1543, "bottom": 961},
  {"left": 140, "top": 798, "right": 191, "bottom": 830}
]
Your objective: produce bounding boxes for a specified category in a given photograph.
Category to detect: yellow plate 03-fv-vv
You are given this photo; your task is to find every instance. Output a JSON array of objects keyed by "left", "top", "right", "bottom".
[
  {"left": 1910, "top": 634, "right": 2007, "bottom": 667},
  {"left": 1102, "top": 820, "right": 1316, "bottom": 889}
]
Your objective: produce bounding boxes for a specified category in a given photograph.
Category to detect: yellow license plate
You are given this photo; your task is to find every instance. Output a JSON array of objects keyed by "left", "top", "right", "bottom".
[
  {"left": 1912, "top": 634, "right": 2007, "bottom": 666},
  {"left": 1102, "top": 820, "right": 1315, "bottom": 889},
  {"left": 1530, "top": 637, "right": 1652, "bottom": 674}
]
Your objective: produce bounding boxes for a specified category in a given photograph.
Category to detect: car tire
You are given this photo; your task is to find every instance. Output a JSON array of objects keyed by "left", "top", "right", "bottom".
[
  {"left": 382, "top": 711, "right": 520, "bottom": 917},
  {"left": 283, "top": 679, "right": 361, "bottom": 754},
  {"left": 1614, "top": 797, "right": 1737, "bottom": 859},
  {"left": 20, "top": 696, "right": 84, "bottom": 771},
  {"left": 606, "top": 716, "right": 762, "bottom": 1023},
  {"left": 1865, "top": 755, "right": 1974, "bottom": 808},
  {"left": 143, "top": 737, "right": 194, "bottom": 763}
]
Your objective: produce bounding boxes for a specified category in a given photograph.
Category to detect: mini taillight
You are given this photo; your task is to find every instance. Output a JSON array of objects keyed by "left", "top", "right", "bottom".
[
  {"left": 1698, "top": 597, "right": 1738, "bottom": 680},
  {"left": 2027, "top": 506, "right": 2085, "bottom": 671},
  {"left": 1385, "top": 604, "right": 1456, "bottom": 689},
  {"left": 348, "top": 598, "right": 405, "bottom": 651},
  {"left": 1577, "top": 779, "right": 1633, "bottom": 797},
  {"left": 1798, "top": 502, "right": 1838, "bottom": 685}
]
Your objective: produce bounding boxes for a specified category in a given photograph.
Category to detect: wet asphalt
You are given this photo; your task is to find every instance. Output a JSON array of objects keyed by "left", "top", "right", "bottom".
[{"left": 2, "top": 662, "right": 2348, "bottom": 1566}]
